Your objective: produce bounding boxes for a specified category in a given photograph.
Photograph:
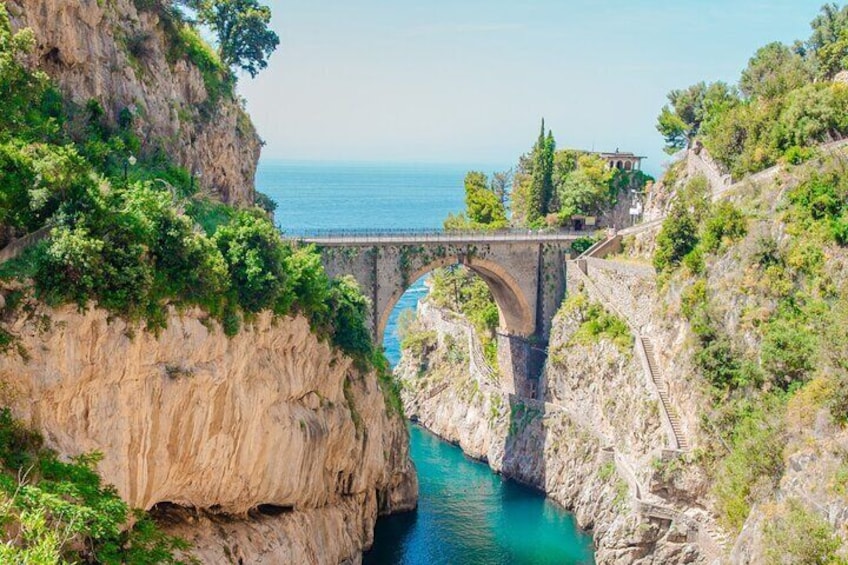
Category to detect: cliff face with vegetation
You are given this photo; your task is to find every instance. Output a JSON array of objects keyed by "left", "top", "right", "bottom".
[
  {"left": 7, "top": 0, "right": 260, "bottom": 206},
  {"left": 0, "top": 1, "right": 418, "bottom": 562},
  {"left": 401, "top": 145, "right": 848, "bottom": 563},
  {"left": 398, "top": 300, "right": 701, "bottom": 564},
  {"left": 0, "top": 294, "right": 417, "bottom": 562}
]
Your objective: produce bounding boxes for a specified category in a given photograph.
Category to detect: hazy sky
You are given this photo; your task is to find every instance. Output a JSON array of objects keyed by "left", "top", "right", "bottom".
[{"left": 239, "top": 1, "right": 830, "bottom": 175}]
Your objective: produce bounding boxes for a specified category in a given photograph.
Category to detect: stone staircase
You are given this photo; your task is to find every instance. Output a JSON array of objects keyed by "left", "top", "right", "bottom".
[{"left": 640, "top": 336, "right": 688, "bottom": 451}]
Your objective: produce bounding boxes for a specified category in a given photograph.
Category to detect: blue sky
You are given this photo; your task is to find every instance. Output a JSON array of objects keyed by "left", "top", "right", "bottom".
[{"left": 239, "top": 1, "right": 831, "bottom": 176}]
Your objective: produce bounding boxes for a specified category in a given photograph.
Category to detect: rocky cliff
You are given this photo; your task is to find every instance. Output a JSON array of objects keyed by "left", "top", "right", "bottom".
[
  {"left": 7, "top": 0, "right": 261, "bottom": 206},
  {"left": 398, "top": 300, "right": 703, "bottom": 564},
  {"left": 0, "top": 292, "right": 417, "bottom": 563}
]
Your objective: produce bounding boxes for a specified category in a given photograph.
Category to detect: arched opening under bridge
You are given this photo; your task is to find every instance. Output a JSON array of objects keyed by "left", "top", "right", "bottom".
[{"left": 376, "top": 255, "right": 534, "bottom": 347}]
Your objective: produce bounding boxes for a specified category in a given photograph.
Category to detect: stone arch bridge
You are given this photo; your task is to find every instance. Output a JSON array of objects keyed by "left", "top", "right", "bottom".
[{"left": 291, "top": 229, "right": 585, "bottom": 396}]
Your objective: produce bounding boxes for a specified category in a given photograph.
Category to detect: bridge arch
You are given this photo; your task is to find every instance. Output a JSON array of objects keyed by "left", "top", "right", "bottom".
[{"left": 375, "top": 255, "right": 534, "bottom": 346}]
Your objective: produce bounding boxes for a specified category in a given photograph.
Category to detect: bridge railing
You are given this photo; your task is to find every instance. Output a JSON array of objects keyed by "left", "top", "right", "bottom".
[{"left": 282, "top": 227, "right": 591, "bottom": 242}]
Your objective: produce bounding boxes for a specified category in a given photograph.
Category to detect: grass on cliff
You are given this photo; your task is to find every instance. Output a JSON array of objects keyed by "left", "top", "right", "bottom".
[
  {"left": 0, "top": 407, "right": 189, "bottom": 563},
  {"left": 561, "top": 292, "right": 632, "bottom": 352}
]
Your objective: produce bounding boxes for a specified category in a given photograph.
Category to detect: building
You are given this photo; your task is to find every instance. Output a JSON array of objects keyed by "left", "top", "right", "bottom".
[{"left": 597, "top": 149, "right": 646, "bottom": 172}]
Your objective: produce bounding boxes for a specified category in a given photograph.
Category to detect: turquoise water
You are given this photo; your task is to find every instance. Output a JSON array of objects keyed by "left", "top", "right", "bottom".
[
  {"left": 365, "top": 425, "right": 593, "bottom": 565},
  {"left": 257, "top": 160, "right": 595, "bottom": 563}
]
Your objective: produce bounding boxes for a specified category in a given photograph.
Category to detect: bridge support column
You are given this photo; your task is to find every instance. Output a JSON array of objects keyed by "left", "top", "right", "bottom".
[{"left": 496, "top": 332, "right": 546, "bottom": 400}]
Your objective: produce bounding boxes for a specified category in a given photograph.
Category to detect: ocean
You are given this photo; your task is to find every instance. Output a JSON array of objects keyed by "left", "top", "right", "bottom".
[{"left": 257, "top": 159, "right": 594, "bottom": 564}]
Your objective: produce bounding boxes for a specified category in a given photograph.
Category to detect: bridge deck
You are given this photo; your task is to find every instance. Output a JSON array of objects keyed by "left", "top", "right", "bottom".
[{"left": 286, "top": 229, "right": 589, "bottom": 246}]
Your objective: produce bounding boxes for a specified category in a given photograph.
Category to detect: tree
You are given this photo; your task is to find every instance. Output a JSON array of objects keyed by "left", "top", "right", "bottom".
[
  {"left": 739, "top": 42, "right": 813, "bottom": 99},
  {"left": 526, "top": 119, "right": 555, "bottom": 224},
  {"left": 489, "top": 169, "right": 512, "bottom": 207},
  {"left": 463, "top": 171, "right": 507, "bottom": 228},
  {"left": 555, "top": 153, "right": 616, "bottom": 221},
  {"left": 193, "top": 0, "right": 280, "bottom": 78},
  {"left": 809, "top": 3, "right": 848, "bottom": 51},
  {"left": 806, "top": 4, "right": 848, "bottom": 79},
  {"left": 656, "top": 81, "right": 739, "bottom": 153},
  {"left": 653, "top": 202, "right": 698, "bottom": 272}
]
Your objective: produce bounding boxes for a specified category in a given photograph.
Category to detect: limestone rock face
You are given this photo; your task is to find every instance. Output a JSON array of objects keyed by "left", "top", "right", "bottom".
[
  {"left": 398, "top": 301, "right": 700, "bottom": 564},
  {"left": 0, "top": 301, "right": 417, "bottom": 563},
  {"left": 7, "top": 0, "right": 261, "bottom": 206}
]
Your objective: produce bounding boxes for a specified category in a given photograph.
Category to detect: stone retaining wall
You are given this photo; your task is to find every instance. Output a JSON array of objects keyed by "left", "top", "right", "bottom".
[{"left": 570, "top": 258, "right": 656, "bottom": 330}]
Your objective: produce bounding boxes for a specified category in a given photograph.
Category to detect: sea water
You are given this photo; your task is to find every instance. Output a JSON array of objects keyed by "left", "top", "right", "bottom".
[{"left": 257, "top": 160, "right": 595, "bottom": 564}]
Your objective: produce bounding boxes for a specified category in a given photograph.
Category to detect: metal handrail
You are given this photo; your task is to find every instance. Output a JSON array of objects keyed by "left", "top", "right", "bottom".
[
  {"left": 284, "top": 227, "right": 592, "bottom": 245},
  {"left": 283, "top": 227, "right": 579, "bottom": 237}
]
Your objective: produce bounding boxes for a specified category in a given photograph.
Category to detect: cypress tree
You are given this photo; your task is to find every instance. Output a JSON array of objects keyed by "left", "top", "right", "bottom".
[{"left": 527, "top": 119, "right": 556, "bottom": 224}]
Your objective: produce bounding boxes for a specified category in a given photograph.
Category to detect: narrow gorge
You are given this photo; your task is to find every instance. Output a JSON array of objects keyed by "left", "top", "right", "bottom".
[{"left": 4, "top": 0, "right": 848, "bottom": 563}]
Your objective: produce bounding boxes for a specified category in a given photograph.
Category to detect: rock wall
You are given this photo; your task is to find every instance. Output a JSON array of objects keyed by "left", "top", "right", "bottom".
[
  {"left": 7, "top": 0, "right": 261, "bottom": 206},
  {"left": 398, "top": 300, "right": 701, "bottom": 564},
  {"left": 0, "top": 296, "right": 417, "bottom": 563}
]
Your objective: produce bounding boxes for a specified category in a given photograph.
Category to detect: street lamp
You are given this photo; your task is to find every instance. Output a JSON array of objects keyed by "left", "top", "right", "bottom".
[
  {"left": 124, "top": 154, "right": 136, "bottom": 182},
  {"left": 190, "top": 169, "right": 202, "bottom": 194}
]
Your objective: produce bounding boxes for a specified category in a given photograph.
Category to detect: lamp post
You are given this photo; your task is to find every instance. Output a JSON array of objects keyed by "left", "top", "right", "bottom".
[
  {"left": 124, "top": 154, "right": 136, "bottom": 182},
  {"left": 190, "top": 169, "right": 202, "bottom": 194}
]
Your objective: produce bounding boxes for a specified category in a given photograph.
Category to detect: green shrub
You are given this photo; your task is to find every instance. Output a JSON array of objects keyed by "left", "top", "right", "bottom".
[
  {"left": 763, "top": 499, "right": 843, "bottom": 564},
  {"left": 0, "top": 408, "right": 188, "bottom": 562},
  {"left": 401, "top": 328, "right": 438, "bottom": 358},
  {"left": 696, "top": 336, "right": 743, "bottom": 390},
  {"left": 701, "top": 201, "right": 748, "bottom": 253},
  {"left": 255, "top": 191, "right": 278, "bottom": 214},
  {"left": 761, "top": 318, "right": 817, "bottom": 389},
  {"left": 653, "top": 204, "right": 698, "bottom": 272},
  {"left": 680, "top": 278, "right": 708, "bottom": 320},
  {"left": 571, "top": 300, "right": 632, "bottom": 351},
  {"left": 713, "top": 400, "right": 785, "bottom": 531},
  {"left": 571, "top": 236, "right": 597, "bottom": 255},
  {"left": 430, "top": 266, "right": 500, "bottom": 339},
  {"left": 213, "top": 211, "right": 293, "bottom": 314}
]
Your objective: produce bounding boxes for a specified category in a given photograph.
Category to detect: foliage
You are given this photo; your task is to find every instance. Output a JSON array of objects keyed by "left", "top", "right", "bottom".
[
  {"left": 167, "top": 21, "right": 234, "bottom": 105},
  {"left": 462, "top": 171, "right": 508, "bottom": 229},
  {"left": 555, "top": 153, "right": 617, "bottom": 221},
  {"left": 808, "top": 3, "right": 848, "bottom": 79},
  {"left": 512, "top": 119, "right": 555, "bottom": 224},
  {"left": 656, "top": 82, "right": 739, "bottom": 154},
  {"left": 712, "top": 398, "right": 786, "bottom": 531},
  {"left": 397, "top": 309, "right": 437, "bottom": 358},
  {"left": 700, "top": 201, "right": 748, "bottom": 253},
  {"left": 0, "top": 408, "right": 189, "bottom": 563},
  {"left": 653, "top": 176, "right": 715, "bottom": 272},
  {"left": 190, "top": 0, "right": 280, "bottom": 78},
  {"left": 658, "top": 4, "right": 848, "bottom": 175},
  {"left": 370, "top": 350, "right": 404, "bottom": 417},
  {"left": 570, "top": 236, "right": 597, "bottom": 255},
  {"left": 254, "top": 190, "right": 277, "bottom": 214},
  {"left": 739, "top": 42, "right": 813, "bottom": 100},
  {"left": 653, "top": 203, "right": 698, "bottom": 272},
  {"left": 0, "top": 6, "right": 62, "bottom": 146},
  {"left": 430, "top": 267, "right": 499, "bottom": 339},
  {"left": 563, "top": 293, "right": 632, "bottom": 351},
  {"left": 761, "top": 318, "right": 817, "bottom": 389},
  {"left": 763, "top": 499, "right": 844, "bottom": 564},
  {"left": 0, "top": 7, "right": 379, "bottom": 367},
  {"left": 213, "top": 210, "right": 293, "bottom": 314}
]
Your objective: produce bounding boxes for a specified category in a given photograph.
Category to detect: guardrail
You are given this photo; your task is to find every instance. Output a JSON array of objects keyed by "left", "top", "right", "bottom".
[{"left": 283, "top": 227, "right": 590, "bottom": 244}]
